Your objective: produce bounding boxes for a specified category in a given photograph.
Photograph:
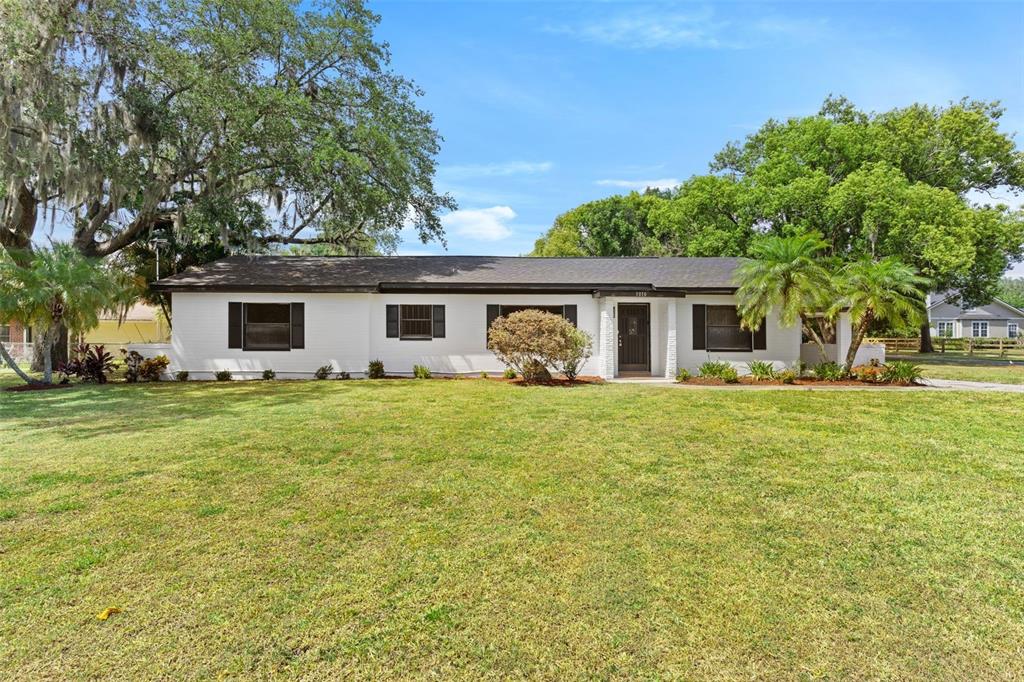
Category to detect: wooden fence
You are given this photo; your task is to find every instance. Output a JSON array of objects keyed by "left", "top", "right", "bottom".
[{"left": 866, "top": 336, "right": 1024, "bottom": 356}]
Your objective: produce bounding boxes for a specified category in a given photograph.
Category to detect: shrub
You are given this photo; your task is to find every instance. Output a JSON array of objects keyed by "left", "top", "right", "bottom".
[
  {"left": 778, "top": 369, "right": 798, "bottom": 384},
  {"left": 813, "top": 361, "right": 846, "bottom": 382},
  {"left": 721, "top": 366, "right": 740, "bottom": 383},
  {"left": 675, "top": 367, "right": 691, "bottom": 382},
  {"left": 367, "top": 359, "right": 385, "bottom": 379},
  {"left": 503, "top": 367, "right": 517, "bottom": 380},
  {"left": 262, "top": 369, "right": 276, "bottom": 380},
  {"left": 746, "top": 360, "right": 776, "bottom": 381},
  {"left": 560, "top": 327, "right": 593, "bottom": 381},
  {"left": 139, "top": 355, "right": 169, "bottom": 381},
  {"left": 851, "top": 360, "right": 884, "bottom": 382},
  {"left": 215, "top": 370, "right": 232, "bottom": 382},
  {"left": 337, "top": 371, "right": 351, "bottom": 380},
  {"left": 60, "top": 344, "right": 116, "bottom": 384},
  {"left": 487, "top": 309, "right": 580, "bottom": 383},
  {"left": 413, "top": 364, "right": 432, "bottom": 379},
  {"left": 121, "top": 349, "right": 144, "bottom": 383},
  {"left": 881, "top": 360, "right": 923, "bottom": 385},
  {"left": 314, "top": 364, "right": 333, "bottom": 380},
  {"left": 175, "top": 370, "right": 190, "bottom": 382},
  {"left": 698, "top": 360, "right": 732, "bottom": 379},
  {"left": 479, "top": 371, "right": 489, "bottom": 379}
]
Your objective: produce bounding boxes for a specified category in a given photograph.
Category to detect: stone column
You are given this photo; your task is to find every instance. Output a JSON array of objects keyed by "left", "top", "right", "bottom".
[
  {"left": 664, "top": 299, "right": 678, "bottom": 379},
  {"left": 598, "top": 299, "right": 616, "bottom": 379}
]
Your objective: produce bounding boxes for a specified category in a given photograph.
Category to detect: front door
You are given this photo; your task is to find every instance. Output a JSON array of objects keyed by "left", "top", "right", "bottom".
[{"left": 617, "top": 303, "right": 650, "bottom": 373}]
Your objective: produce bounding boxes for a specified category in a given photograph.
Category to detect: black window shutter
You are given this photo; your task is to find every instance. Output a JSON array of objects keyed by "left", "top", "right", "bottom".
[
  {"left": 228, "top": 302, "right": 242, "bottom": 348},
  {"left": 290, "top": 303, "right": 305, "bottom": 349},
  {"left": 753, "top": 317, "right": 767, "bottom": 350},
  {"left": 386, "top": 305, "right": 399, "bottom": 338},
  {"left": 692, "top": 304, "right": 706, "bottom": 350},
  {"left": 432, "top": 305, "right": 445, "bottom": 338},
  {"left": 486, "top": 304, "right": 500, "bottom": 343},
  {"left": 563, "top": 304, "right": 578, "bottom": 327}
]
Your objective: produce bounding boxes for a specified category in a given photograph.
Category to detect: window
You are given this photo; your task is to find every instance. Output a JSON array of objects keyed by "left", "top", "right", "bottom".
[
  {"left": 971, "top": 321, "right": 989, "bottom": 338},
  {"left": 936, "top": 322, "right": 955, "bottom": 338},
  {"left": 706, "top": 305, "right": 753, "bottom": 351},
  {"left": 485, "top": 304, "right": 578, "bottom": 341},
  {"left": 0, "top": 325, "right": 9, "bottom": 345},
  {"left": 1009, "top": 323, "right": 1018, "bottom": 339},
  {"left": 386, "top": 305, "right": 445, "bottom": 340},
  {"left": 400, "top": 305, "right": 433, "bottom": 339},
  {"left": 244, "top": 303, "right": 292, "bottom": 350},
  {"left": 24, "top": 326, "right": 31, "bottom": 343}
]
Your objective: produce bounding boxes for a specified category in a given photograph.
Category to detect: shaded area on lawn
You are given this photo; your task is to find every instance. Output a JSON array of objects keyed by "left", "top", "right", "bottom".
[{"left": 2, "top": 379, "right": 1023, "bottom": 679}]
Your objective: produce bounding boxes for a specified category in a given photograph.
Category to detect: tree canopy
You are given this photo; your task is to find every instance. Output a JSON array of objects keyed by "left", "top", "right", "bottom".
[
  {"left": 532, "top": 96, "right": 1024, "bottom": 306},
  {"left": 0, "top": 0, "right": 454, "bottom": 262}
]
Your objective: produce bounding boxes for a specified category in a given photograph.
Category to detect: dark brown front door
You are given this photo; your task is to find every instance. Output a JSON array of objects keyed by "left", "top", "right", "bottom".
[{"left": 618, "top": 303, "right": 650, "bottom": 373}]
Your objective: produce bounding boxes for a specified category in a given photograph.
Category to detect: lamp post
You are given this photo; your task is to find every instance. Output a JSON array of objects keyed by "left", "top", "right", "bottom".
[{"left": 150, "top": 238, "right": 169, "bottom": 280}]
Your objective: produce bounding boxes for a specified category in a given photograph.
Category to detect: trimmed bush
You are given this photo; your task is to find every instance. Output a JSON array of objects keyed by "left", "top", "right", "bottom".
[
  {"left": 813, "top": 361, "right": 846, "bottom": 382},
  {"left": 367, "top": 359, "right": 385, "bottom": 379},
  {"left": 675, "top": 367, "right": 691, "bottom": 382},
  {"left": 698, "top": 360, "right": 732, "bottom": 379},
  {"left": 881, "top": 360, "right": 923, "bottom": 385},
  {"left": 746, "top": 360, "right": 776, "bottom": 381},
  {"left": 721, "top": 366, "right": 740, "bottom": 383},
  {"left": 413, "top": 364, "right": 431, "bottom": 379},
  {"left": 175, "top": 370, "right": 189, "bottom": 382},
  {"left": 314, "top": 364, "right": 333, "bottom": 380},
  {"left": 487, "top": 309, "right": 582, "bottom": 383},
  {"left": 262, "top": 369, "right": 276, "bottom": 380},
  {"left": 214, "top": 370, "right": 232, "bottom": 381}
]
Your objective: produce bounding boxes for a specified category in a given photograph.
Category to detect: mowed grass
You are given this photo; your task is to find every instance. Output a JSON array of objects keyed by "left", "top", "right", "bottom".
[
  {"left": 2, "top": 377, "right": 1023, "bottom": 680},
  {"left": 892, "top": 353, "right": 1024, "bottom": 384}
]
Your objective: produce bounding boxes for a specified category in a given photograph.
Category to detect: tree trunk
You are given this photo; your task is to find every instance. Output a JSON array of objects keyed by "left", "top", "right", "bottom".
[
  {"left": 0, "top": 340, "right": 38, "bottom": 384},
  {"left": 0, "top": 182, "right": 38, "bottom": 264},
  {"left": 31, "top": 323, "right": 67, "bottom": 373},
  {"left": 844, "top": 311, "right": 874, "bottom": 371},
  {"left": 919, "top": 322, "right": 934, "bottom": 354},
  {"left": 42, "top": 328, "right": 55, "bottom": 384}
]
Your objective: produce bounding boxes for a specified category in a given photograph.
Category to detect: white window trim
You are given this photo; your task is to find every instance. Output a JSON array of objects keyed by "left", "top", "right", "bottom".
[
  {"left": 936, "top": 321, "right": 955, "bottom": 338},
  {"left": 1008, "top": 322, "right": 1019, "bottom": 339},
  {"left": 971, "top": 321, "right": 989, "bottom": 338}
]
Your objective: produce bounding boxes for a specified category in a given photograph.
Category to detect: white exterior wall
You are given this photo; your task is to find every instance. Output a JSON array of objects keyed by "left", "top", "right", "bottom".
[
  {"left": 167, "top": 291, "right": 804, "bottom": 379},
  {"left": 675, "top": 295, "right": 801, "bottom": 374}
]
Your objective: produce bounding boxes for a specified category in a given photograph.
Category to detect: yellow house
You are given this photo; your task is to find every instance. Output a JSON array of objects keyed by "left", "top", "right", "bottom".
[{"left": 82, "top": 303, "right": 170, "bottom": 346}]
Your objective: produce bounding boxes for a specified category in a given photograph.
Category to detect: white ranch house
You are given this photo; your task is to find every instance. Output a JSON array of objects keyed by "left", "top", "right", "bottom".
[{"left": 146, "top": 256, "right": 881, "bottom": 380}]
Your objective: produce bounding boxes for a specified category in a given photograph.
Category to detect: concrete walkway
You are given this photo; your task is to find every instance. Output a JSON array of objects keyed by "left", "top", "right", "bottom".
[{"left": 608, "top": 376, "right": 1024, "bottom": 393}]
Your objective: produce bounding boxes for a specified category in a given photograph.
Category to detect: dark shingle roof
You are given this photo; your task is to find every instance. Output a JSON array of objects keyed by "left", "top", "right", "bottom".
[{"left": 151, "top": 255, "right": 742, "bottom": 293}]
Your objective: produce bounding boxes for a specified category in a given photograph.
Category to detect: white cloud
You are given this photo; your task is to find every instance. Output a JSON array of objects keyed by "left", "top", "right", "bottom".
[
  {"left": 544, "top": 7, "right": 827, "bottom": 51},
  {"left": 440, "top": 161, "right": 553, "bottom": 179},
  {"left": 442, "top": 206, "right": 516, "bottom": 241},
  {"left": 596, "top": 178, "right": 681, "bottom": 191}
]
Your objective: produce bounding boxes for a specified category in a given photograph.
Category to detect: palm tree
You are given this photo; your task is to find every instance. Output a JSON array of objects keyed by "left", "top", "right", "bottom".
[
  {"left": 833, "top": 257, "right": 930, "bottom": 371},
  {"left": 0, "top": 245, "right": 136, "bottom": 384},
  {"left": 734, "top": 232, "right": 836, "bottom": 358}
]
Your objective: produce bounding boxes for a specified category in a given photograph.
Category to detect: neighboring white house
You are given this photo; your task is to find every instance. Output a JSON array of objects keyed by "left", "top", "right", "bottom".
[
  {"left": 927, "top": 293, "right": 1024, "bottom": 339},
  {"left": 149, "top": 255, "right": 876, "bottom": 380}
]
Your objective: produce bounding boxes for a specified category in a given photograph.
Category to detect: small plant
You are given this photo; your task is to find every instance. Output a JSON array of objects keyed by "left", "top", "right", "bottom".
[
  {"left": 675, "top": 367, "right": 691, "bottom": 382},
  {"left": 262, "top": 369, "right": 276, "bottom": 380},
  {"left": 698, "top": 360, "right": 732, "bottom": 378},
  {"left": 413, "top": 364, "right": 432, "bottom": 379},
  {"left": 480, "top": 371, "right": 489, "bottom": 379},
  {"left": 175, "top": 370, "right": 190, "bottom": 382},
  {"left": 121, "top": 349, "right": 144, "bottom": 383},
  {"left": 60, "top": 343, "right": 116, "bottom": 384},
  {"left": 881, "top": 360, "right": 923, "bottom": 385},
  {"left": 851, "top": 360, "right": 884, "bottom": 382},
  {"left": 560, "top": 327, "right": 593, "bottom": 381},
  {"left": 314, "top": 364, "right": 334, "bottom": 380},
  {"left": 721, "top": 366, "right": 740, "bottom": 383},
  {"left": 337, "top": 371, "right": 351, "bottom": 380},
  {"left": 746, "top": 360, "right": 776, "bottom": 381},
  {"left": 778, "top": 369, "right": 798, "bottom": 384},
  {"left": 503, "top": 367, "right": 517, "bottom": 380},
  {"left": 139, "top": 355, "right": 170, "bottom": 381},
  {"left": 367, "top": 359, "right": 385, "bottom": 379},
  {"left": 813, "top": 361, "right": 846, "bottom": 382},
  {"left": 215, "top": 369, "right": 232, "bottom": 382}
]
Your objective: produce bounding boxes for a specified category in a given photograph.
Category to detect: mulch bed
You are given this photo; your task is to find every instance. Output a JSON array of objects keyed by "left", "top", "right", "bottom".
[
  {"left": 4, "top": 382, "right": 75, "bottom": 392},
  {"left": 679, "top": 376, "right": 913, "bottom": 388}
]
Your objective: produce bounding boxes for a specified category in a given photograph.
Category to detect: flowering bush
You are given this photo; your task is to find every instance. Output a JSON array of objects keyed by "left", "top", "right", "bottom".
[{"left": 486, "top": 309, "right": 583, "bottom": 382}]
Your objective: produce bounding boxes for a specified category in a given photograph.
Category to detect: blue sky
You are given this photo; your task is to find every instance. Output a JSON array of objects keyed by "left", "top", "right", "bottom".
[{"left": 375, "top": 0, "right": 1024, "bottom": 273}]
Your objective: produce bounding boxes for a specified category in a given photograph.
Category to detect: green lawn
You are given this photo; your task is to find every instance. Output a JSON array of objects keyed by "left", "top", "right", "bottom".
[
  {"left": 2, "top": 377, "right": 1023, "bottom": 679},
  {"left": 891, "top": 353, "right": 1024, "bottom": 384}
]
